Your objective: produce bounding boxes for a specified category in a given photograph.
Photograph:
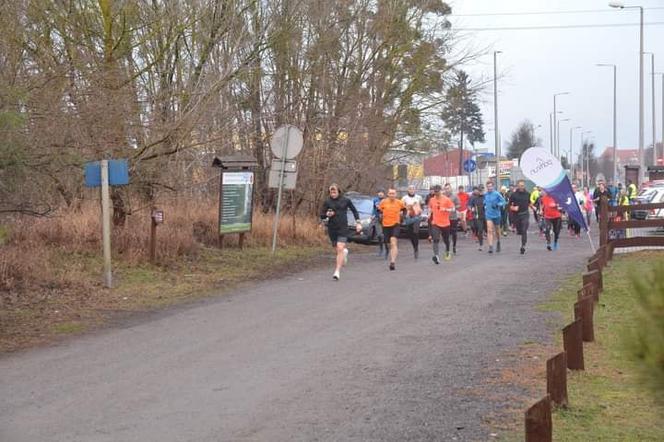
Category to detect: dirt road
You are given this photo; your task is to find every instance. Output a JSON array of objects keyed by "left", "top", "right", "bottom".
[{"left": 0, "top": 228, "right": 592, "bottom": 441}]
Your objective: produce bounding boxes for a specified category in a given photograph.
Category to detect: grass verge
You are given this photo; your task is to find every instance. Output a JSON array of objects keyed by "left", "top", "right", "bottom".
[{"left": 535, "top": 251, "right": 664, "bottom": 441}]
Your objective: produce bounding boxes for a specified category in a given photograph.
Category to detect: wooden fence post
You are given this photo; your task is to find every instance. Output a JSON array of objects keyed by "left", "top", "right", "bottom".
[
  {"left": 563, "top": 319, "right": 584, "bottom": 370},
  {"left": 582, "top": 269, "right": 603, "bottom": 293},
  {"left": 577, "top": 283, "right": 598, "bottom": 303},
  {"left": 525, "top": 396, "right": 552, "bottom": 442},
  {"left": 574, "top": 296, "right": 595, "bottom": 342},
  {"left": 546, "top": 352, "right": 568, "bottom": 408},
  {"left": 599, "top": 197, "right": 609, "bottom": 247}
]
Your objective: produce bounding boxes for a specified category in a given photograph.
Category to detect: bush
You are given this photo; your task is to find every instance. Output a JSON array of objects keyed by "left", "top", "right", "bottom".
[{"left": 628, "top": 259, "right": 664, "bottom": 399}]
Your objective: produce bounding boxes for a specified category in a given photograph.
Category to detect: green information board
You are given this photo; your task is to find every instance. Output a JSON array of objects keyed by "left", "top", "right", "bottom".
[{"left": 219, "top": 171, "right": 254, "bottom": 234}]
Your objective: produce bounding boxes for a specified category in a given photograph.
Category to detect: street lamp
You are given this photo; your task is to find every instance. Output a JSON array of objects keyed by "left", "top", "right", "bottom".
[
  {"left": 549, "top": 111, "right": 563, "bottom": 154},
  {"left": 493, "top": 50, "right": 502, "bottom": 171},
  {"left": 553, "top": 92, "right": 570, "bottom": 158},
  {"left": 644, "top": 52, "right": 656, "bottom": 169},
  {"left": 581, "top": 130, "right": 593, "bottom": 187},
  {"left": 596, "top": 63, "right": 618, "bottom": 182},
  {"left": 658, "top": 72, "right": 664, "bottom": 165},
  {"left": 570, "top": 126, "right": 582, "bottom": 177},
  {"left": 609, "top": 1, "right": 644, "bottom": 180},
  {"left": 557, "top": 118, "right": 570, "bottom": 160}
]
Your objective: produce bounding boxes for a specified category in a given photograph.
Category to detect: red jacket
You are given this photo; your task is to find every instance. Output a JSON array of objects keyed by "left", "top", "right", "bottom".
[{"left": 541, "top": 195, "right": 561, "bottom": 219}]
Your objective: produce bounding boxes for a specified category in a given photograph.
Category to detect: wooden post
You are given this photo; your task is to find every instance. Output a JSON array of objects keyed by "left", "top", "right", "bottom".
[
  {"left": 587, "top": 258, "right": 601, "bottom": 273},
  {"left": 238, "top": 232, "right": 245, "bottom": 250},
  {"left": 525, "top": 396, "right": 552, "bottom": 442},
  {"left": 546, "top": 353, "right": 568, "bottom": 408},
  {"left": 150, "top": 217, "right": 157, "bottom": 263},
  {"left": 218, "top": 234, "right": 224, "bottom": 249},
  {"left": 574, "top": 296, "right": 595, "bottom": 342},
  {"left": 577, "top": 283, "right": 598, "bottom": 303},
  {"left": 563, "top": 319, "right": 584, "bottom": 370},
  {"left": 599, "top": 197, "right": 609, "bottom": 247},
  {"left": 582, "top": 269, "right": 603, "bottom": 293}
]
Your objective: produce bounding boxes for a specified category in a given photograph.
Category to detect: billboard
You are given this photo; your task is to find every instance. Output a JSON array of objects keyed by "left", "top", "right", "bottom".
[{"left": 219, "top": 171, "right": 254, "bottom": 234}]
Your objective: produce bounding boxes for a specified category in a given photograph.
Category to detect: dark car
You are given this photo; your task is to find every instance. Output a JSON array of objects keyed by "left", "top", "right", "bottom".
[
  {"left": 397, "top": 190, "right": 431, "bottom": 239},
  {"left": 632, "top": 188, "right": 658, "bottom": 220},
  {"left": 345, "top": 192, "right": 381, "bottom": 244}
]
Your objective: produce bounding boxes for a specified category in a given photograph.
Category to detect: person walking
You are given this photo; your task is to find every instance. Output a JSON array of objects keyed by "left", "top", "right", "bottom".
[
  {"left": 592, "top": 181, "right": 611, "bottom": 222},
  {"left": 378, "top": 188, "right": 406, "bottom": 271},
  {"left": 627, "top": 179, "right": 638, "bottom": 203},
  {"left": 372, "top": 189, "right": 386, "bottom": 257},
  {"left": 468, "top": 186, "right": 486, "bottom": 251},
  {"left": 457, "top": 185, "right": 470, "bottom": 233},
  {"left": 320, "top": 184, "right": 362, "bottom": 280},
  {"left": 427, "top": 185, "right": 455, "bottom": 263},
  {"left": 508, "top": 179, "right": 531, "bottom": 254},
  {"left": 500, "top": 185, "right": 510, "bottom": 237},
  {"left": 484, "top": 181, "right": 506, "bottom": 254},
  {"left": 540, "top": 188, "right": 562, "bottom": 251},
  {"left": 402, "top": 185, "right": 423, "bottom": 259},
  {"left": 583, "top": 185, "right": 594, "bottom": 229},
  {"left": 444, "top": 183, "right": 461, "bottom": 254},
  {"left": 570, "top": 183, "right": 586, "bottom": 238}
]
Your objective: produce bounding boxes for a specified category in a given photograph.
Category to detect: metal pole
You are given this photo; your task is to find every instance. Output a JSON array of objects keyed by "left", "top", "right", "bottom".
[
  {"left": 553, "top": 95, "right": 557, "bottom": 157},
  {"left": 271, "top": 127, "right": 291, "bottom": 254},
  {"left": 661, "top": 73, "right": 664, "bottom": 165},
  {"left": 493, "top": 51, "right": 500, "bottom": 172},
  {"left": 639, "top": 6, "right": 644, "bottom": 180},
  {"left": 569, "top": 127, "right": 574, "bottom": 173},
  {"left": 549, "top": 113, "right": 554, "bottom": 154},
  {"left": 100, "top": 160, "right": 112, "bottom": 288},
  {"left": 613, "top": 65, "right": 618, "bottom": 182},
  {"left": 650, "top": 53, "right": 656, "bottom": 169}
]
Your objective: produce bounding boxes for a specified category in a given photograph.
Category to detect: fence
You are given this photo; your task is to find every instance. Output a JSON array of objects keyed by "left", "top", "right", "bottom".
[{"left": 598, "top": 197, "right": 664, "bottom": 255}]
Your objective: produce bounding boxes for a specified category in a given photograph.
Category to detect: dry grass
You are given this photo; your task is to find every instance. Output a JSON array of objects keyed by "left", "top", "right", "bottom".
[{"left": 0, "top": 199, "right": 328, "bottom": 352}]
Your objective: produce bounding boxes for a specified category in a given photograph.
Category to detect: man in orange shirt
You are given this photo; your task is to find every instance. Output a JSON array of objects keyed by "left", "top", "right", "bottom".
[
  {"left": 378, "top": 188, "right": 406, "bottom": 270},
  {"left": 427, "top": 185, "right": 455, "bottom": 263}
]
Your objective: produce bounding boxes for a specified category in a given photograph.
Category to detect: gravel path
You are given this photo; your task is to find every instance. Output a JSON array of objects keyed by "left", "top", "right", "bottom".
[{"left": 0, "top": 227, "right": 592, "bottom": 441}]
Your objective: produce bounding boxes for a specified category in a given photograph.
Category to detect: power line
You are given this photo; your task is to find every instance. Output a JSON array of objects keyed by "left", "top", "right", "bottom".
[
  {"left": 454, "top": 21, "right": 664, "bottom": 32},
  {"left": 451, "top": 7, "right": 664, "bottom": 17}
]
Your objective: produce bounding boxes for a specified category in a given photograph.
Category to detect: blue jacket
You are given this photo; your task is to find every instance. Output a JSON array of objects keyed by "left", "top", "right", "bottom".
[{"left": 484, "top": 190, "right": 506, "bottom": 219}]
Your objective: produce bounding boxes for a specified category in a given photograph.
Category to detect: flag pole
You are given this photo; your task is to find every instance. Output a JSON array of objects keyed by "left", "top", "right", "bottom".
[{"left": 585, "top": 229, "right": 596, "bottom": 253}]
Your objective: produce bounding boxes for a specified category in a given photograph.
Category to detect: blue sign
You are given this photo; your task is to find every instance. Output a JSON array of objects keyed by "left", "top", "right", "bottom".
[
  {"left": 463, "top": 159, "right": 477, "bottom": 173},
  {"left": 84, "top": 159, "right": 130, "bottom": 187}
]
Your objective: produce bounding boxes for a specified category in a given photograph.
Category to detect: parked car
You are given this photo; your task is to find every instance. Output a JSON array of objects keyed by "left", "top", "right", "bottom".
[
  {"left": 398, "top": 189, "right": 431, "bottom": 239},
  {"left": 344, "top": 192, "right": 381, "bottom": 244},
  {"left": 632, "top": 187, "right": 664, "bottom": 221}
]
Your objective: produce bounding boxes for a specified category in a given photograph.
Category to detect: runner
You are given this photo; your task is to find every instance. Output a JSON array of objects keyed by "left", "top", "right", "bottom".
[
  {"left": 570, "top": 183, "right": 586, "bottom": 239},
  {"left": 468, "top": 186, "right": 486, "bottom": 251},
  {"left": 378, "top": 188, "right": 407, "bottom": 271},
  {"left": 508, "top": 184, "right": 517, "bottom": 233},
  {"left": 508, "top": 179, "right": 531, "bottom": 255},
  {"left": 443, "top": 183, "right": 461, "bottom": 254},
  {"left": 592, "top": 181, "right": 611, "bottom": 222},
  {"left": 402, "top": 185, "right": 423, "bottom": 259},
  {"left": 540, "top": 188, "right": 562, "bottom": 251},
  {"left": 583, "top": 185, "right": 594, "bottom": 229},
  {"left": 484, "top": 181, "right": 506, "bottom": 254},
  {"left": 500, "top": 185, "right": 510, "bottom": 236},
  {"left": 320, "top": 184, "right": 362, "bottom": 280},
  {"left": 457, "top": 185, "right": 470, "bottom": 233},
  {"left": 530, "top": 185, "right": 543, "bottom": 235},
  {"left": 372, "top": 189, "right": 386, "bottom": 257},
  {"left": 427, "top": 184, "right": 455, "bottom": 263}
]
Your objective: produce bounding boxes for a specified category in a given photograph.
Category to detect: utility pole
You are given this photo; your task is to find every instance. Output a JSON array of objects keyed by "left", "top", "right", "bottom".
[
  {"left": 553, "top": 92, "right": 570, "bottom": 158},
  {"left": 493, "top": 50, "right": 502, "bottom": 178},
  {"left": 597, "top": 64, "right": 618, "bottom": 182}
]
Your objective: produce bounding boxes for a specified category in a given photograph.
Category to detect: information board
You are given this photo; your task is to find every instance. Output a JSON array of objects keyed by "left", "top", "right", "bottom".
[{"left": 219, "top": 171, "right": 254, "bottom": 234}]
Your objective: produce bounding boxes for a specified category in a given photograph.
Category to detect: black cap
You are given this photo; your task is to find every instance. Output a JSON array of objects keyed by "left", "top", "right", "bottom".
[{"left": 432, "top": 184, "right": 442, "bottom": 191}]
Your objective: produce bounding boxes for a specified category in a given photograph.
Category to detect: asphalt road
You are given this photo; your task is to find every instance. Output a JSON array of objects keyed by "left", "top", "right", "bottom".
[{"left": 1, "top": 226, "right": 593, "bottom": 441}]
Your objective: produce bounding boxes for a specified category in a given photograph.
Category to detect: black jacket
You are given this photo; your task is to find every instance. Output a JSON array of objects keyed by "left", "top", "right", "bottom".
[
  {"left": 508, "top": 190, "right": 531, "bottom": 216},
  {"left": 320, "top": 196, "right": 360, "bottom": 233}
]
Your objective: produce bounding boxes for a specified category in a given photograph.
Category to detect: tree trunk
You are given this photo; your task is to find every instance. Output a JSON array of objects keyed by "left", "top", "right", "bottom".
[{"left": 459, "top": 130, "right": 464, "bottom": 176}]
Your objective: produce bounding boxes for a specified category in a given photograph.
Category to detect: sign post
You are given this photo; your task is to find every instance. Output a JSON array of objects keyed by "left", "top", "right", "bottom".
[
  {"left": 269, "top": 125, "right": 303, "bottom": 254},
  {"left": 100, "top": 160, "right": 112, "bottom": 288}
]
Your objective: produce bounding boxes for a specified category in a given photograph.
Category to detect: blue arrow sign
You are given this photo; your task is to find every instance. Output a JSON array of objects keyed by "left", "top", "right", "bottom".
[{"left": 463, "top": 159, "right": 477, "bottom": 173}]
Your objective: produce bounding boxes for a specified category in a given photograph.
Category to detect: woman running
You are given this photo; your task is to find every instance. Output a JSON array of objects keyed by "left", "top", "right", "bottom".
[{"left": 540, "top": 189, "right": 562, "bottom": 251}]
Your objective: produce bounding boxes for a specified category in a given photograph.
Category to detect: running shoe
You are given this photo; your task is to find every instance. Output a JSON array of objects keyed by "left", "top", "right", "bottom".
[
  {"left": 389, "top": 262, "right": 396, "bottom": 271},
  {"left": 520, "top": 246, "right": 526, "bottom": 255},
  {"left": 444, "top": 252, "right": 451, "bottom": 261},
  {"left": 553, "top": 241, "right": 558, "bottom": 251},
  {"left": 432, "top": 255, "right": 440, "bottom": 265},
  {"left": 343, "top": 248, "right": 349, "bottom": 265},
  {"left": 453, "top": 247, "right": 457, "bottom": 255},
  {"left": 496, "top": 241, "right": 501, "bottom": 253},
  {"left": 547, "top": 244, "right": 552, "bottom": 251},
  {"left": 478, "top": 246, "right": 483, "bottom": 251},
  {"left": 488, "top": 246, "right": 494, "bottom": 254},
  {"left": 333, "top": 270, "right": 340, "bottom": 281},
  {"left": 414, "top": 249, "right": 419, "bottom": 260}
]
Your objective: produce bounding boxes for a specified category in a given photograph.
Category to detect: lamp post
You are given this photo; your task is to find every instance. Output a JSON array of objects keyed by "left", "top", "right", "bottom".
[
  {"left": 609, "top": 1, "right": 644, "bottom": 180},
  {"left": 659, "top": 73, "right": 664, "bottom": 165},
  {"left": 596, "top": 64, "right": 618, "bottom": 182},
  {"left": 553, "top": 92, "right": 570, "bottom": 158},
  {"left": 581, "top": 130, "right": 593, "bottom": 187},
  {"left": 644, "top": 52, "right": 656, "bottom": 169},
  {"left": 557, "top": 118, "right": 570, "bottom": 160},
  {"left": 493, "top": 50, "right": 502, "bottom": 174},
  {"left": 570, "top": 126, "right": 582, "bottom": 178},
  {"left": 549, "top": 111, "right": 562, "bottom": 154}
]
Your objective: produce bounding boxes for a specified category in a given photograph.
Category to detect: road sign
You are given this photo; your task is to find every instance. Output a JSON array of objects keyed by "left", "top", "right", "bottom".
[
  {"left": 84, "top": 159, "right": 129, "bottom": 187},
  {"left": 270, "top": 158, "right": 297, "bottom": 173},
  {"left": 270, "top": 125, "right": 303, "bottom": 159},
  {"left": 269, "top": 169, "right": 297, "bottom": 189},
  {"left": 463, "top": 159, "right": 477, "bottom": 173}
]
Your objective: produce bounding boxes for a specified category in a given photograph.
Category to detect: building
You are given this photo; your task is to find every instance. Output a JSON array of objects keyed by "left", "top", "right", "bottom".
[{"left": 423, "top": 149, "right": 473, "bottom": 177}]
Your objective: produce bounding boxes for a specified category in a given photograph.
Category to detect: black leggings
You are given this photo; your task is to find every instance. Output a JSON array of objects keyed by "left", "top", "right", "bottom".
[
  {"left": 473, "top": 218, "right": 485, "bottom": 246},
  {"left": 515, "top": 214, "right": 529, "bottom": 247},
  {"left": 450, "top": 219, "right": 458, "bottom": 249},
  {"left": 405, "top": 221, "right": 420, "bottom": 251},
  {"left": 431, "top": 224, "right": 451, "bottom": 256},
  {"left": 545, "top": 218, "right": 562, "bottom": 244},
  {"left": 569, "top": 219, "right": 581, "bottom": 235}
]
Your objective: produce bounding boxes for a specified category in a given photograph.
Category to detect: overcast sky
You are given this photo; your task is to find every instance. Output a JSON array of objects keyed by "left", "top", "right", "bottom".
[{"left": 447, "top": 0, "right": 664, "bottom": 158}]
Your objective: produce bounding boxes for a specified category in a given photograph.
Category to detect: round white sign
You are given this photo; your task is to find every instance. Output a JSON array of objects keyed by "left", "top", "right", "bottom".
[
  {"left": 519, "top": 147, "right": 565, "bottom": 187},
  {"left": 270, "top": 125, "right": 304, "bottom": 160}
]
